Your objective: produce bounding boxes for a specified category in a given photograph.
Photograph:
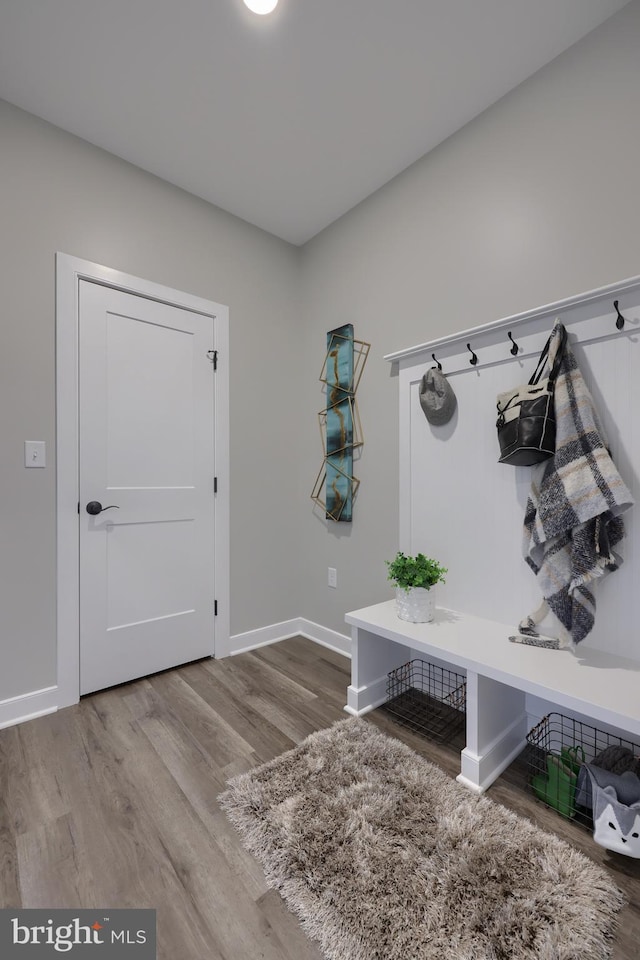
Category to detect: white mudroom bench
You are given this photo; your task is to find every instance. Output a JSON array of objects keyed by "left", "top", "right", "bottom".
[{"left": 344, "top": 600, "right": 640, "bottom": 794}]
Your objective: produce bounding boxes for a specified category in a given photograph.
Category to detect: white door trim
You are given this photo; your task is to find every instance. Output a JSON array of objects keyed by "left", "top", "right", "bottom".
[{"left": 56, "top": 253, "right": 230, "bottom": 709}]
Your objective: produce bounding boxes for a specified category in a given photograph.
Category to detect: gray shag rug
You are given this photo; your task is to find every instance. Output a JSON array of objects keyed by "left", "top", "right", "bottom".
[{"left": 219, "top": 718, "right": 623, "bottom": 960}]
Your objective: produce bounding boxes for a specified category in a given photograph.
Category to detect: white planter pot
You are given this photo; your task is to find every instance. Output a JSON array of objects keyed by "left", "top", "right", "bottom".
[{"left": 395, "top": 586, "right": 436, "bottom": 623}]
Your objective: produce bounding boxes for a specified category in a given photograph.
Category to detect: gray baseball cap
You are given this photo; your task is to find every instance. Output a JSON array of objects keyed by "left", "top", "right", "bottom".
[{"left": 419, "top": 368, "right": 457, "bottom": 426}]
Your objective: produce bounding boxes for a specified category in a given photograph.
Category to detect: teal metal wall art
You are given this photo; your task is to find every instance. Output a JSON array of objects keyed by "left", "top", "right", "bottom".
[{"left": 311, "top": 324, "right": 369, "bottom": 522}]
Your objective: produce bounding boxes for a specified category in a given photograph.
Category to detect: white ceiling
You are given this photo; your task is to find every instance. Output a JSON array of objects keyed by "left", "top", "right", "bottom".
[{"left": 0, "top": 0, "right": 631, "bottom": 245}]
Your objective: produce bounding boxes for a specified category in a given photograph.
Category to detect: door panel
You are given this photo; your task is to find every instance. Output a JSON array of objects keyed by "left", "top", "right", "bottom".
[
  {"left": 79, "top": 281, "right": 215, "bottom": 695},
  {"left": 106, "top": 312, "right": 196, "bottom": 487},
  {"left": 105, "top": 519, "right": 197, "bottom": 628}
]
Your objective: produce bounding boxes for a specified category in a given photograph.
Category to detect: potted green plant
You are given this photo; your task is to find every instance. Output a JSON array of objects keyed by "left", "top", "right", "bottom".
[{"left": 385, "top": 551, "right": 447, "bottom": 623}]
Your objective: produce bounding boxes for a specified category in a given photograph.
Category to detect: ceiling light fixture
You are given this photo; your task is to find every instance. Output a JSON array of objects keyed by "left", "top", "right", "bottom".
[{"left": 243, "top": 0, "right": 278, "bottom": 13}]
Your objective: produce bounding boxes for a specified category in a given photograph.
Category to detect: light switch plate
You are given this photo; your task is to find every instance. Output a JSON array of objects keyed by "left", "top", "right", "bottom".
[{"left": 25, "top": 440, "right": 46, "bottom": 468}]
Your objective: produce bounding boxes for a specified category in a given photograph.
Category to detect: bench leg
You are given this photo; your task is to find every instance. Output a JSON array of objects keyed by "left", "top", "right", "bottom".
[
  {"left": 345, "top": 627, "right": 405, "bottom": 716},
  {"left": 457, "top": 671, "right": 527, "bottom": 794}
]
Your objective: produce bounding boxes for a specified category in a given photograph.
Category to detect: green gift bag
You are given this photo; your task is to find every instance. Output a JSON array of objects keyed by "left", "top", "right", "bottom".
[
  {"left": 560, "top": 744, "right": 585, "bottom": 775},
  {"left": 532, "top": 753, "right": 578, "bottom": 818}
]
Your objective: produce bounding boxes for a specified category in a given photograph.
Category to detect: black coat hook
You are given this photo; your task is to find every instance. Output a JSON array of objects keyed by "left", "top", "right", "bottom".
[
  {"left": 507, "top": 331, "right": 519, "bottom": 356},
  {"left": 431, "top": 353, "right": 442, "bottom": 371},
  {"left": 614, "top": 300, "right": 625, "bottom": 330},
  {"left": 467, "top": 343, "right": 478, "bottom": 366}
]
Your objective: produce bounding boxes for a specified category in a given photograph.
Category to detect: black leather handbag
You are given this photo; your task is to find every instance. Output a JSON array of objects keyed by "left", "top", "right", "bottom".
[{"left": 496, "top": 325, "right": 567, "bottom": 466}]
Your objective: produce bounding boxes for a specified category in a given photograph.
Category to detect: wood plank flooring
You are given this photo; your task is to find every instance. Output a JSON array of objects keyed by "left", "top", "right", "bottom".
[{"left": 1, "top": 636, "right": 638, "bottom": 959}]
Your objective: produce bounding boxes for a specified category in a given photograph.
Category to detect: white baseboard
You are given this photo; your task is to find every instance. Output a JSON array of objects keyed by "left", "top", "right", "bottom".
[
  {"left": 297, "top": 618, "right": 351, "bottom": 657},
  {"left": 0, "top": 620, "right": 350, "bottom": 732},
  {"left": 0, "top": 685, "right": 59, "bottom": 730},
  {"left": 229, "top": 618, "right": 303, "bottom": 656},
  {"left": 230, "top": 617, "right": 351, "bottom": 658}
]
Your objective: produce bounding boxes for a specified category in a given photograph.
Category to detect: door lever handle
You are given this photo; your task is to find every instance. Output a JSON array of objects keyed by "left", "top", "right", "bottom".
[{"left": 86, "top": 501, "right": 120, "bottom": 516}]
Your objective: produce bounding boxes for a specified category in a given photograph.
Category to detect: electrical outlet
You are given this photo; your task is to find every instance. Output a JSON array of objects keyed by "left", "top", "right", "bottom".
[{"left": 328, "top": 567, "right": 337, "bottom": 588}]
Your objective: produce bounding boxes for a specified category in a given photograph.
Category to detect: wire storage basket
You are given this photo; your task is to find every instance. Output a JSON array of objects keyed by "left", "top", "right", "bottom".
[
  {"left": 526, "top": 712, "right": 640, "bottom": 828},
  {"left": 384, "top": 659, "right": 466, "bottom": 743}
]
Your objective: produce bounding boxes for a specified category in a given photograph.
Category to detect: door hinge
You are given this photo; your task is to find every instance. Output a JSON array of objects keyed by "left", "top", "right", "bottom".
[
  {"left": 207, "top": 349, "right": 218, "bottom": 370},
  {"left": 214, "top": 476, "right": 218, "bottom": 493},
  {"left": 214, "top": 600, "right": 218, "bottom": 617}
]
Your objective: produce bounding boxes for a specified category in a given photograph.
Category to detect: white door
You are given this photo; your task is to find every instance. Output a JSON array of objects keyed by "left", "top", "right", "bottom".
[{"left": 79, "top": 281, "right": 216, "bottom": 695}]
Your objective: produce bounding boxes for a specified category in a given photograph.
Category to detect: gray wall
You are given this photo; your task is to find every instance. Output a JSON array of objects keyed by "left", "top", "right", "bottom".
[
  {"left": 0, "top": 99, "right": 303, "bottom": 701},
  {"left": 2, "top": 1, "right": 640, "bottom": 703},
  {"left": 298, "top": 1, "right": 640, "bottom": 634}
]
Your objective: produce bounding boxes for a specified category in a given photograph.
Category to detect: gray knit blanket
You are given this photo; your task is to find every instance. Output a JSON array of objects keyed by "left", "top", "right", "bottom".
[{"left": 521, "top": 320, "right": 633, "bottom": 647}]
